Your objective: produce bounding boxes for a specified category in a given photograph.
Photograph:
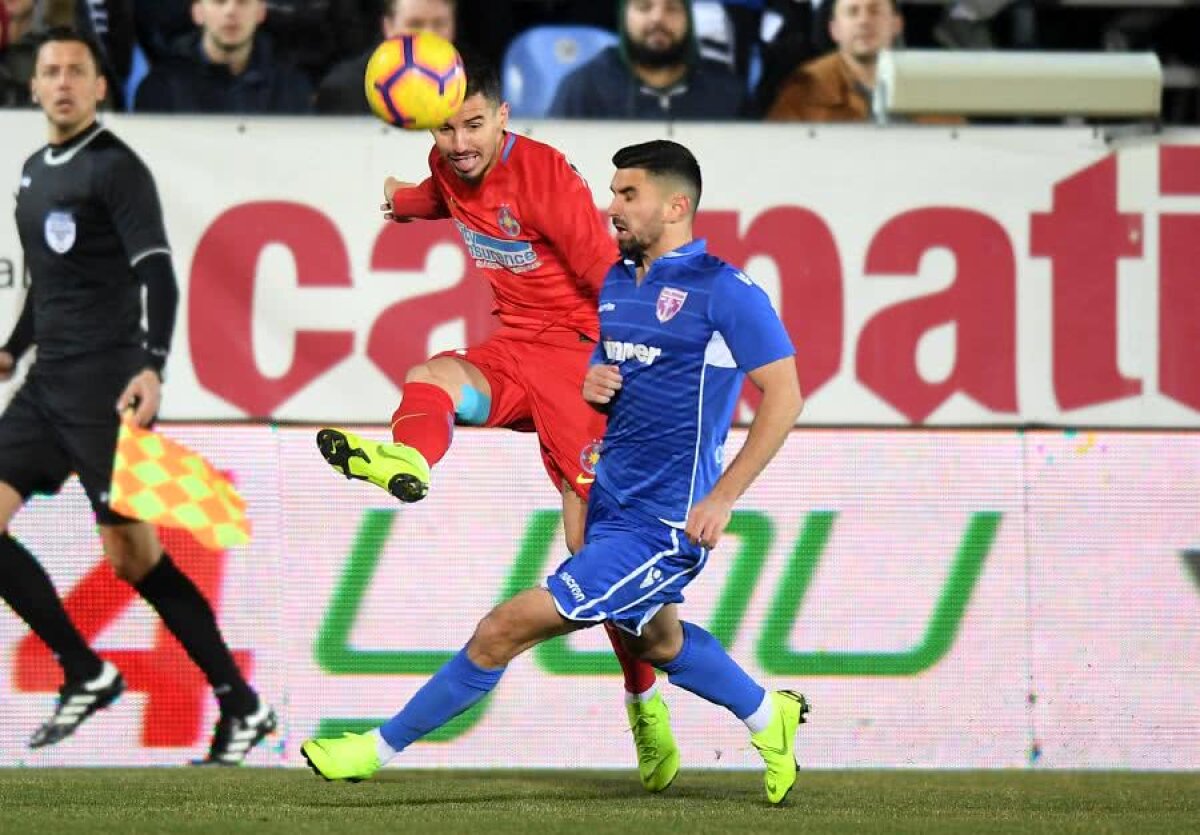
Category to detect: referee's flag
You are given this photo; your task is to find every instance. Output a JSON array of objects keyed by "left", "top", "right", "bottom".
[{"left": 108, "top": 420, "right": 250, "bottom": 549}]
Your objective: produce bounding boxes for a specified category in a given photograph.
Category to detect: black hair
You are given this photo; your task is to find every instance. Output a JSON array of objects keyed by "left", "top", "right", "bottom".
[
  {"left": 833, "top": 0, "right": 901, "bottom": 12},
  {"left": 460, "top": 48, "right": 501, "bottom": 104},
  {"left": 35, "top": 27, "right": 106, "bottom": 76},
  {"left": 381, "top": 0, "right": 457, "bottom": 18},
  {"left": 611, "top": 140, "right": 703, "bottom": 210}
]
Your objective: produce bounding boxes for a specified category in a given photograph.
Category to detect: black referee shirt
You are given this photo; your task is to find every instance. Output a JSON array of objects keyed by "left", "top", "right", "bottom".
[{"left": 14, "top": 122, "right": 170, "bottom": 362}]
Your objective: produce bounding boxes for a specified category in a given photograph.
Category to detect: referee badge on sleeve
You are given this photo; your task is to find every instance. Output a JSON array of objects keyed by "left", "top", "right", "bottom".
[{"left": 44, "top": 211, "right": 76, "bottom": 254}]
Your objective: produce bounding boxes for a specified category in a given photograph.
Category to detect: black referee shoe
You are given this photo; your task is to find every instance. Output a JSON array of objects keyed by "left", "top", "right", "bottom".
[
  {"left": 191, "top": 703, "right": 277, "bottom": 766},
  {"left": 29, "top": 661, "right": 126, "bottom": 749}
]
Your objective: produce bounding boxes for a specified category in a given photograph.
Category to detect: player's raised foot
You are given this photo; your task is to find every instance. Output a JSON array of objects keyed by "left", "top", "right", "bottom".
[
  {"left": 191, "top": 702, "right": 277, "bottom": 766},
  {"left": 316, "top": 428, "right": 430, "bottom": 503},
  {"left": 301, "top": 732, "right": 382, "bottom": 782},
  {"left": 28, "top": 660, "right": 125, "bottom": 749},
  {"left": 627, "top": 691, "right": 681, "bottom": 792},
  {"left": 750, "top": 689, "right": 809, "bottom": 804}
]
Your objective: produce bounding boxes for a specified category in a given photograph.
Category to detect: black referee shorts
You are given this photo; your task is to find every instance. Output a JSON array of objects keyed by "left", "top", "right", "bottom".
[{"left": 0, "top": 351, "right": 144, "bottom": 525}]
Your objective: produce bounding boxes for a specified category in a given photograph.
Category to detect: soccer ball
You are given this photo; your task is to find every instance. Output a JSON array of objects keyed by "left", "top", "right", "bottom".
[{"left": 364, "top": 31, "right": 466, "bottom": 129}]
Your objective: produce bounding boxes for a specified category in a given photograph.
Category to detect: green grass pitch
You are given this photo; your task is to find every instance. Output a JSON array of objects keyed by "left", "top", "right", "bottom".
[{"left": 0, "top": 769, "right": 1197, "bottom": 834}]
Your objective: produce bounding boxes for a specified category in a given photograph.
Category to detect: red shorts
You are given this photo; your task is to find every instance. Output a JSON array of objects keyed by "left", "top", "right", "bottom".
[{"left": 434, "top": 328, "right": 606, "bottom": 499}]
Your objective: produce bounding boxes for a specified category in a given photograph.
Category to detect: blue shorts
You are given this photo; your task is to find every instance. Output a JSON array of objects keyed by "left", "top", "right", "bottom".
[{"left": 544, "top": 483, "right": 709, "bottom": 635}]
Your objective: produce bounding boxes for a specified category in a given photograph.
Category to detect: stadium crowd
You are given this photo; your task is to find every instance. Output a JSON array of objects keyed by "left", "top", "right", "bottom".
[{"left": 1, "top": 0, "right": 1198, "bottom": 122}]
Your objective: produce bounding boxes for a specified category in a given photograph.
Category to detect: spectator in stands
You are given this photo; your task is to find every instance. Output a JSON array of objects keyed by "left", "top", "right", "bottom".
[
  {"left": 262, "top": 0, "right": 371, "bottom": 86},
  {"left": 692, "top": 0, "right": 765, "bottom": 80},
  {"left": 316, "top": 0, "right": 455, "bottom": 115},
  {"left": 3, "top": 1, "right": 140, "bottom": 110},
  {"left": 767, "top": 0, "right": 957, "bottom": 122},
  {"left": 134, "top": 0, "right": 313, "bottom": 113},
  {"left": 548, "top": 0, "right": 746, "bottom": 120},
  {"left": 1, "top": 0, "right": 37, "bottom": 107},
  {"left": 134, "top": 0, "right": 193, "bottom": 63},
  {"left": 1, "top": 0, "right": 75, "bottom": 108},
  {"left": 934, "top": 0, "right": 1020, "bottom": 50},
  {"left": 75, "top": 1, "right": 139, "bottom": 107}
]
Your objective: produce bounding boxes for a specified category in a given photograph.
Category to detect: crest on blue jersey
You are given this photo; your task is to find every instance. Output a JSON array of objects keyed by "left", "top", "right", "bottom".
[
  {"left": 497, "top": 205, "right": 522, "bottom": 237},
  {"left": 656, "top": 287, "right": 688, "bottom": 323},
  {"left": 44, "top": 210, "right": 76, "bottom": 254}
]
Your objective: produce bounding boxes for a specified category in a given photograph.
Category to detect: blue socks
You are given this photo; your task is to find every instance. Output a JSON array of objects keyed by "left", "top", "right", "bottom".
[
  {"left": 657, "top": 621, "right": 766, "bottom": 720},
  {"left": 378, "top": 647, "right": 504, "bottom": 752},
  {"left": 376, "top": 622, "right": 763, "bottom": 755}
]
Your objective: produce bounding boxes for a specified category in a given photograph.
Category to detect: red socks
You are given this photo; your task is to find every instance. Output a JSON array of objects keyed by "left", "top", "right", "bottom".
[
  {"left": 604, "top": 622, "right": 658, "bottom": 694},
  {"left": 390, "top": 382, "right": 454, "bottom": 466}
]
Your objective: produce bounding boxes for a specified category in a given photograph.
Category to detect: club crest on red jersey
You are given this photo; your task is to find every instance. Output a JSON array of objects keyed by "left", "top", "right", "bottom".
[
  {"left": 579, "top": 438, "right": 602, "bottom": 475},
  {"left": 497, "top": 205, "right": 521, "bottom": 237},
  {"left": 656, "top": 287, "right": 688, "bottom": 323}
]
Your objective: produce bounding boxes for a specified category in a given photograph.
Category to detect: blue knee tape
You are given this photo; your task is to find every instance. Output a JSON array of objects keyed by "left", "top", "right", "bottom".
[{"left": 456, "top": 384, "right": 491, "bottom": 426}]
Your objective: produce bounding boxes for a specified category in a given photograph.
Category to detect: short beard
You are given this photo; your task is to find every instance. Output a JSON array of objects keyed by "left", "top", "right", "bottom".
[
  {"left": 618, "top": 238, "right": 647, "bottom": 264},
  {"left": 626, "top": 34, "right": 689, "bottom": 70},
  {"left": 451, "top": 168, "right": 484, "bottom": 185},
  {"left": 852, "top": 48, "right": 880, "bottom": 66}
]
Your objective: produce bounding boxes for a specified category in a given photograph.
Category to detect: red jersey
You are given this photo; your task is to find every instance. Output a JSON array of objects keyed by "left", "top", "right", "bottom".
[{"left": 390, "top": 132, "right": 616, "bottom": 338}]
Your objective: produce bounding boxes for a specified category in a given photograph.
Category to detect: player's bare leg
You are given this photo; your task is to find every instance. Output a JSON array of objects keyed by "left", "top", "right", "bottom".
[
  {"left": 402, "top": 355, "right": 492, "bottom": 409},
  {"left": 317, "top": 356, "right": 490, "bottom": 503},
  {"left": 561, "top": 480, "right": 587, "bottom": 556},
  {"left": 561, "top": 480, "right": 681, "bottom": 791},
  {"left": 466, "top": 587, "right": 583, "bottom": 667}
]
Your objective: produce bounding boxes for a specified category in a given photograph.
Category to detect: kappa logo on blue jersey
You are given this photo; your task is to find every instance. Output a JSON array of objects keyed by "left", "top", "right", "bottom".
[
  {"left": 638, "top": 567, "right": 663, "bottom": 589},
  {"left": 454, "top": 220, "right": 538, "bottom": 271}
]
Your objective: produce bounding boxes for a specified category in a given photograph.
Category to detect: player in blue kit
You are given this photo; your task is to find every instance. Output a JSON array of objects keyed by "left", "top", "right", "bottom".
[{"left": 301, "top": 140, "right": 809, "bottom": 803}]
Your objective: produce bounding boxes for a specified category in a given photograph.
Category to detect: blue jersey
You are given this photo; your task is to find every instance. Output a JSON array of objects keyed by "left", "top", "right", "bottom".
[{"left": 591, "top": 239, "right": 794, "bottom": 524}]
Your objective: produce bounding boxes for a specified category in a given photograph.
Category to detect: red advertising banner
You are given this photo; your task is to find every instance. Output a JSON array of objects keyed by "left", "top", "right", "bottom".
[{"left": 1, "top": 115, "right": 1198, "bottom": 426}]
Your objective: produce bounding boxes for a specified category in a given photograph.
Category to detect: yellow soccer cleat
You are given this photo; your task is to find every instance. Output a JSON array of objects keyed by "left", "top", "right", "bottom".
[
  {"left": 316, "top": 428, "right": 430, "bottom": 503},
  {"left": 750, "top": 690, "right": 810, "bottom": 805},
  {"left": 301, "top": 732, "right": 382, "bottom": 782},
  {"left": 626, "top": 691, "right": 681, "bottom": 793}
]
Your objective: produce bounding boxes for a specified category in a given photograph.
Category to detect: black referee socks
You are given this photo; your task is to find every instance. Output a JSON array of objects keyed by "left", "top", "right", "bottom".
[
  {"left": 0, "top": 532, "right": 103, "bottom": 682},
  {"left": 134, "top": 552, "right": 257, "bottom": 717}
]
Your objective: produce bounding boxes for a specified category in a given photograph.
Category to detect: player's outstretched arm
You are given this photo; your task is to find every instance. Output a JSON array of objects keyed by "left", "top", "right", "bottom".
[
  {"left": 382, "top": 176, "right": 448, "bottom": 222},
  {"left": 685, "top": 357, "right": 803, "bottom": 549}
]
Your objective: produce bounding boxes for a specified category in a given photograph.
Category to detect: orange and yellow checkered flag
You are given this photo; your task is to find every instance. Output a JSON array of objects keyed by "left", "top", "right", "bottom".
[{"left": 109, "top": 420, "right": 250, "bottom": 550}]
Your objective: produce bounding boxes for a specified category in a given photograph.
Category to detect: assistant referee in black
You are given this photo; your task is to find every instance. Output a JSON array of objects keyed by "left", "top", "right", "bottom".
[{"left": 1, "top": 28, "right": 274, "bottom": 764}]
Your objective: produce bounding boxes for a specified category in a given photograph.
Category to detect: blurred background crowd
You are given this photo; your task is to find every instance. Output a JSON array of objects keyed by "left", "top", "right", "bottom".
[{"left": 2, "top": 0, "right": 1198, "bottom": 123}]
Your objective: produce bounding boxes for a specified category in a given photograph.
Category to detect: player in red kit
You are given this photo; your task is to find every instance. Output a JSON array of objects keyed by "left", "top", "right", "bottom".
[{"left": 315, "top": 57, "right": 679, "bottom": 792}]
